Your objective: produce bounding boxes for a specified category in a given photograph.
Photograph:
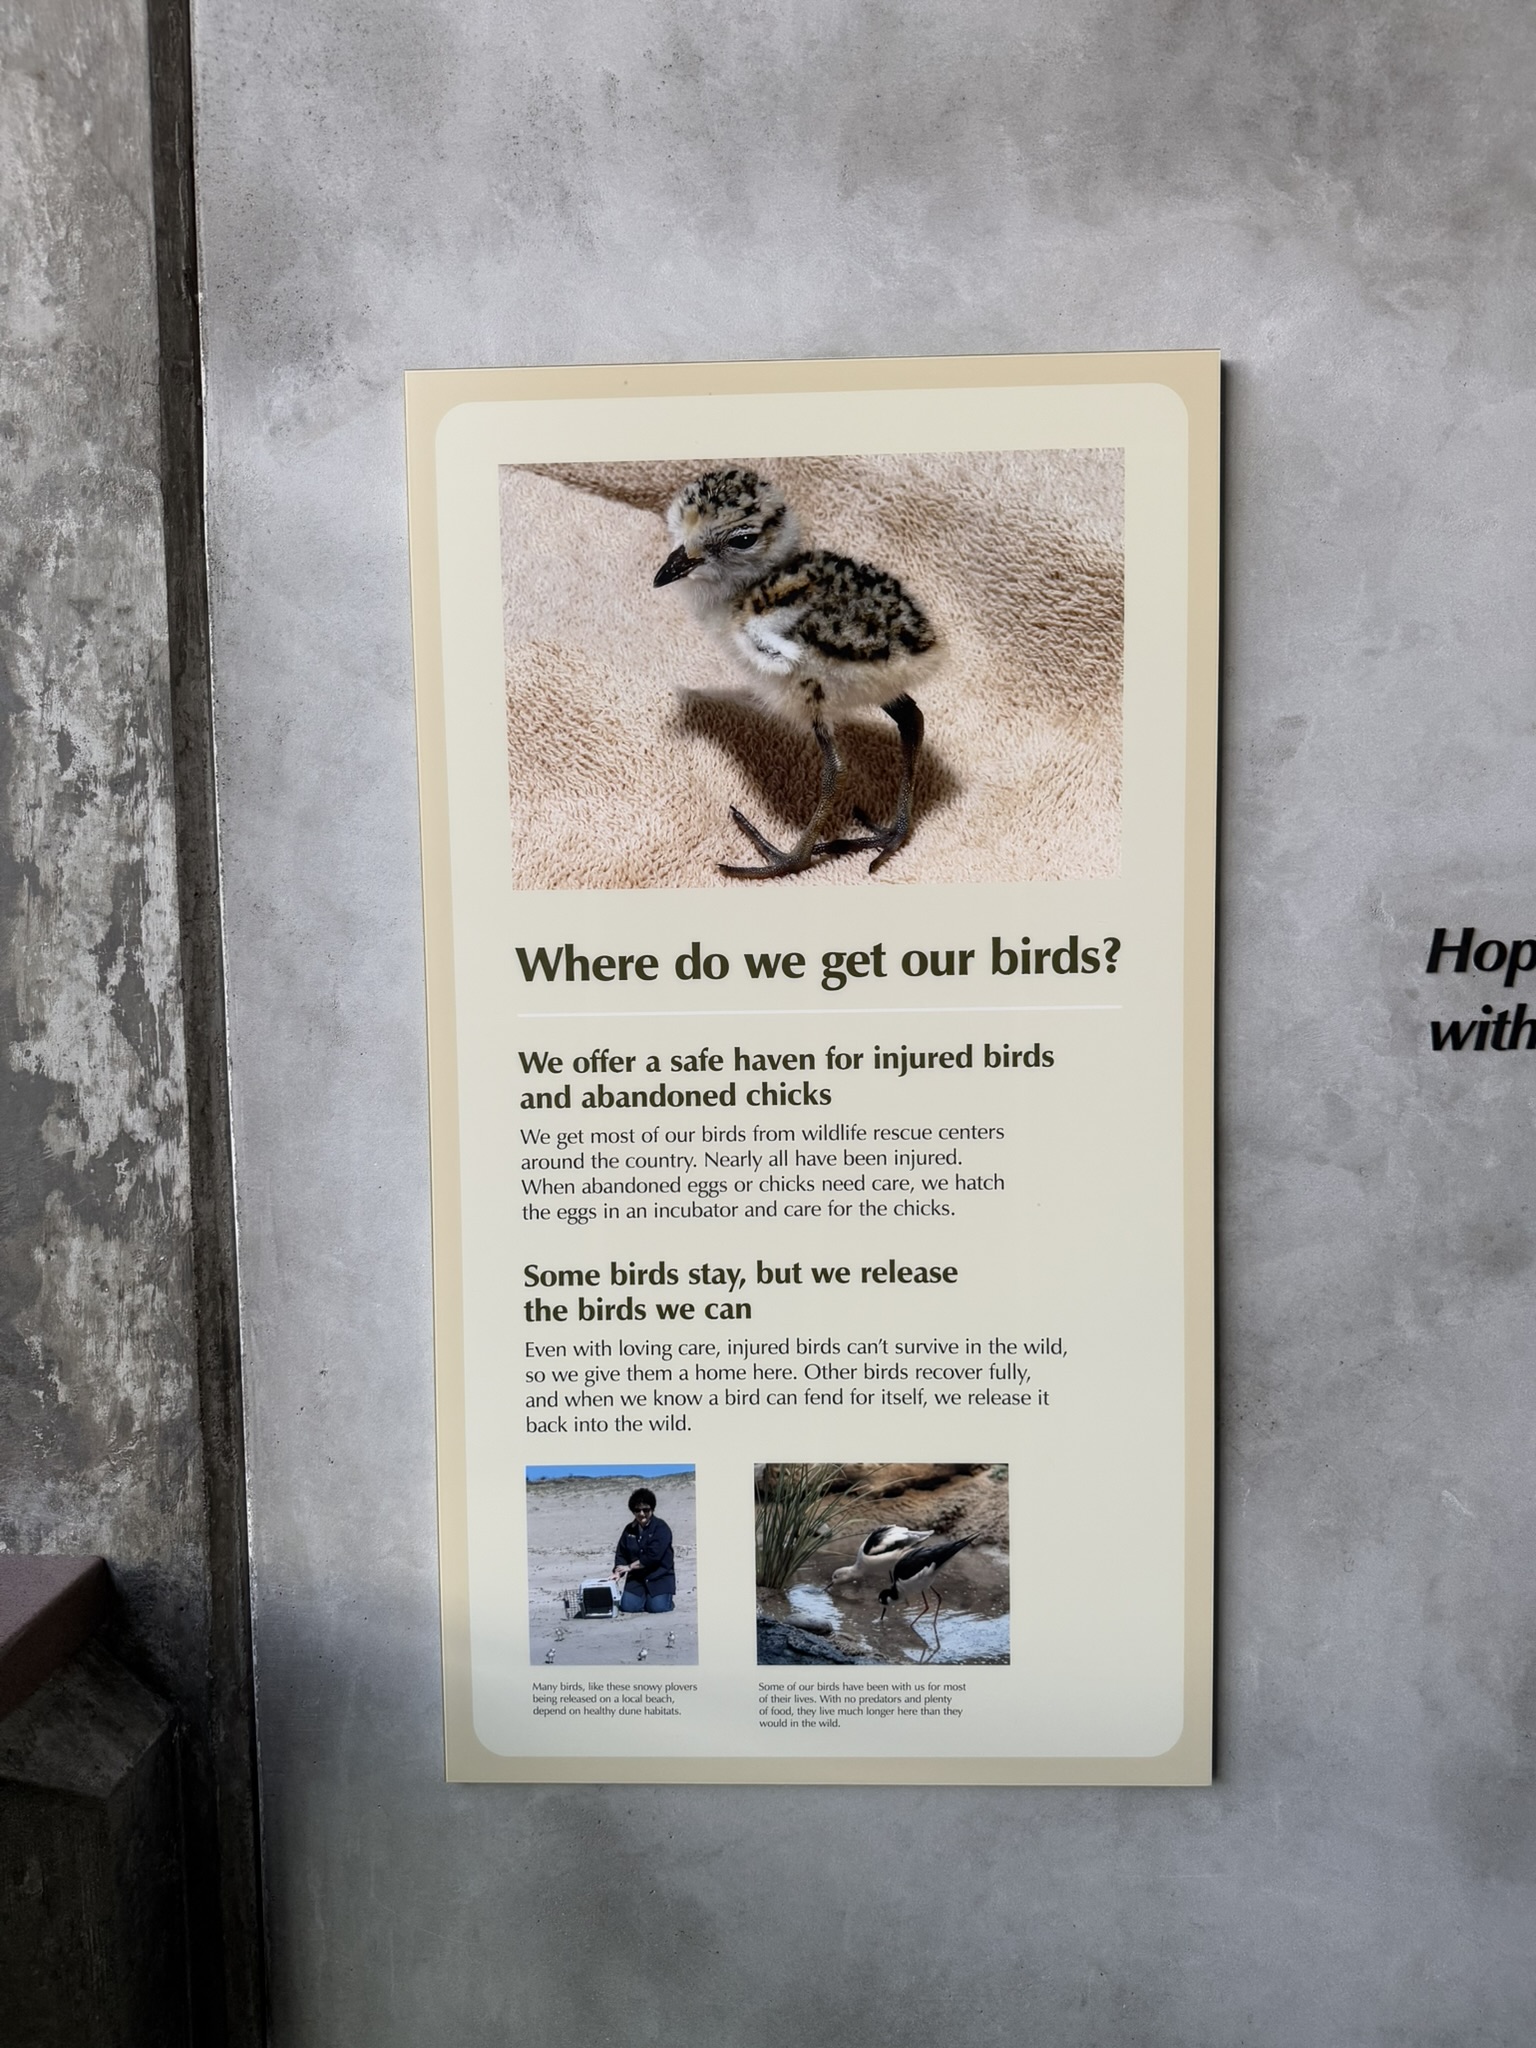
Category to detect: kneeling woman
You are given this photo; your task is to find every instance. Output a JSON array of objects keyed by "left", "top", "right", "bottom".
[{"left": 612, "top": 1488, "right": 676, "bottom": 1614}]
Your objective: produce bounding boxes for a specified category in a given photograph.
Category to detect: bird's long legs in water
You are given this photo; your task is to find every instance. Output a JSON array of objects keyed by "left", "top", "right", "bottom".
[
  {"left": 721, "top": 693, "right": 925, "bottom": 880},
  {"left": 910, "top": 1590, "right": 945, "bottom": 1662},
  {"left": 924, "top": 1590, "right": 944, "bottom": 1637}
]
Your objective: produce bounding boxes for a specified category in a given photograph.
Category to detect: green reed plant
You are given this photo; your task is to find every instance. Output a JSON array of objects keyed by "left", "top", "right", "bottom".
[{"left": 755, "top": 1463, "right": 862, "bottom": 1588}]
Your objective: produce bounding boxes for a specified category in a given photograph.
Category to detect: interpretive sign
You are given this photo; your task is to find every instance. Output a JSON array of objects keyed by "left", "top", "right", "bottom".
[{"left": 406, "top": 353, "right": 1218, "bottom": 1782}]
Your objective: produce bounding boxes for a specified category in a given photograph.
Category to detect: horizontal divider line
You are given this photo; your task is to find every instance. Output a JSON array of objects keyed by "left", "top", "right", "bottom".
[{"left": 516, "top": 1003, "right": 1123, "bottom": 1020}]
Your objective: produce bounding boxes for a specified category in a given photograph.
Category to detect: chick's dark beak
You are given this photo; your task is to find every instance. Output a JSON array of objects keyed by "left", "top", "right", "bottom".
[{"left": 654, "top": 545, "right": 696, "bottom": 587}]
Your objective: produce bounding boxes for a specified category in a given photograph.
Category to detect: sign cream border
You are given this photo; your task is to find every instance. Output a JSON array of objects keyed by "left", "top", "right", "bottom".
[{"left": 405, "top": 352, "right": 1219, "bottom": 1784}]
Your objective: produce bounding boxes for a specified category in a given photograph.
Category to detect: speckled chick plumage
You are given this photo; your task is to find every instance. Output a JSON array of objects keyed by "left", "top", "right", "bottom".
[
  {"left": 656, "top": 468, "right": 937, "bottom": 730},
  {"left": 654, "top": 469, "right": 937, "bottom": 877}
]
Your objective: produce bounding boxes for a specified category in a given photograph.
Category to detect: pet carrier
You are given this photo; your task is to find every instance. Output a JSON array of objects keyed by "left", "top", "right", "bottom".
[{"left": 573, "top": 1576, "right": 621, "bottom": 1618}]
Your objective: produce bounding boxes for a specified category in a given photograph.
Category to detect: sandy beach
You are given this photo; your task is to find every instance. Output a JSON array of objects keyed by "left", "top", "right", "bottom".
[{"left": 527, "top": 1472, "right": 698, "bottom": 1668}]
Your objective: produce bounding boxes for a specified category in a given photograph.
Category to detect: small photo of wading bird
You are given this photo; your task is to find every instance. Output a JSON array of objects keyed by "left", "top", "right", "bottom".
[
  {"left": 499, "top": 451, "right": 1124, "bottom": 890},
  {"left": 755, "top": 1462, "right": 1009, "bottom": 1667}
]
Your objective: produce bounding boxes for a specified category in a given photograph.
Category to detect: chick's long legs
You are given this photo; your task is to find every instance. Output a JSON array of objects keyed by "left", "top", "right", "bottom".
[
  {"left": 819, "top": 694, "right": 924, "bottom": 874},
  {"left": 722, "top": 694, "right": 925, "bottom": 880},
  {"left": 721, "top": 717, "right": 848, "bottom": 879}
]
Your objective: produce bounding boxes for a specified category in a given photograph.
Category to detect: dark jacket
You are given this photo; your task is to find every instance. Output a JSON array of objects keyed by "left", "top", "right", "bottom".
[{"left": 614, "top": 1516, "right": 676, "bottom": 1598}]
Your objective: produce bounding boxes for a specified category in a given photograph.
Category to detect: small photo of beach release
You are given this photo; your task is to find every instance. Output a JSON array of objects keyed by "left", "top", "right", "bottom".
[
  {"left": 526, "top": 1465, "right": 697, "bottom": 1668},
  {"left": 756, "top": 1463, "right": 1010, "bottom": 1667},
  {"left": 501, "top": 452, "right": 1123, "bottom": 890}
]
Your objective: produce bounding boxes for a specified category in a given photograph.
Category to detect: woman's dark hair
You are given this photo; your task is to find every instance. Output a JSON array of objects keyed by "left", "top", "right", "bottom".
[{"left": 628, "top": 1487, "right": 657, "bottom": 1512}]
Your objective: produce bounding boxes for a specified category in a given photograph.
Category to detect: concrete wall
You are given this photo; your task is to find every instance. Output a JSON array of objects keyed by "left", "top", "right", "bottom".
[
  {"left": 189, "top": 2, "right": 1536, "bottom": 2042},
  {"left": 1, "top": 0, "right": 199, "bottom": 1725},
  {"left": 1, "top": 4, "right": 259, "bottom": 2037}
]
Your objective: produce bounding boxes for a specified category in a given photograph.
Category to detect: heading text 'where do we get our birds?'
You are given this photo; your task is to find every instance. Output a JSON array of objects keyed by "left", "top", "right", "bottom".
[{"left": 514, "top": 934, "right": 1120, "bottom": 993}]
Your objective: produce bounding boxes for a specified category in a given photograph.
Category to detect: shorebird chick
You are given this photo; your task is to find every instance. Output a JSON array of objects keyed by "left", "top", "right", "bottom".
[
  {"left": 829, "top": 1524, "right": 938, "bottom": 1589},
  {"left": 544, "top": 1649, "right": 556, "bottom": 1664},
  {"left": 637, "top": 1646, "right": 649, "bottom": 1663},
  {"left": 877, "top": 1537, "right": 974, "bottom": 1626},
  {"left": 655, "top": 468, "right": 938, "bottom": 877}
]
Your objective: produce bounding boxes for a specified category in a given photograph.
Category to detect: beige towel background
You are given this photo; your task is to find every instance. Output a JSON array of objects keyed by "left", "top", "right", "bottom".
[{"left": 501, "top": 451, "right": 1123, "bottom": 890}]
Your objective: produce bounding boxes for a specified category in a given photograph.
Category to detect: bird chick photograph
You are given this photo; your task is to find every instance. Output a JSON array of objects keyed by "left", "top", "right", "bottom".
[
  {"left": 499, "top": 450, "right": 1123, "bottom": 889},
  {"left": 652, "top": 467, "right": 935, "bottom": 877},
  {"left": 755, "top": 1462, "right": 1009, "bottom": 1667}
]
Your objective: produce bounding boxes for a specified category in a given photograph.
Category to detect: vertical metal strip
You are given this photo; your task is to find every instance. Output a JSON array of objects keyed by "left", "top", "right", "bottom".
[{"left": 145, "top": 2, "right": 268, "bottom": 2040}]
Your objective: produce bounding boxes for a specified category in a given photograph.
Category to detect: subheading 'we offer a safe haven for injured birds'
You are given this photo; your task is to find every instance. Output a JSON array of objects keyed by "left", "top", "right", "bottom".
[{"left": 654, "top": 468, "right": 938, "bottom": 880}]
